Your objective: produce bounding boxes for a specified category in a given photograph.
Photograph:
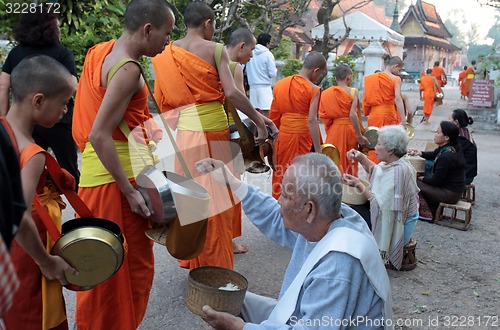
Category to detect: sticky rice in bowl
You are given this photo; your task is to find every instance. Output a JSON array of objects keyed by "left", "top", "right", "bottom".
[{"left": 186, "top": 266, "right": 248, "bottom": 316}]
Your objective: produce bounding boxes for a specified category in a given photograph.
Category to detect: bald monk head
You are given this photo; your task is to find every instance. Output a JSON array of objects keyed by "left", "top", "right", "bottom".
[
  {"left": 121, "top": 0, "right": 175, "bottom": 57},
  {"left": 300, "top": 51, "right": 327, "bottom": 84},
  {"left": 124, "top": 0, "right": 174, "bottom": 32},
  {"left": 184, "top": 1, "right": 215, "bottom": 28},
  {"left": 11, "top": 54, "right": 75, "bottom": 103},
  {"left": 226, "top": 28, "right": 256, "bottom": 64}
]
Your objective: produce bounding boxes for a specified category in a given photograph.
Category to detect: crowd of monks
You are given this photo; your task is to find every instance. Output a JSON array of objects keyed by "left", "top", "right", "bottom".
[{"left": 3, "top": 0, "right": 482, "bottom": 328}]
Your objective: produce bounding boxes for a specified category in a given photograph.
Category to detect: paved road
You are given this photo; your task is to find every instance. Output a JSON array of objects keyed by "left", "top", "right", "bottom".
[{"left": 62, "top": 86, "right": 499, "bottom": 329}]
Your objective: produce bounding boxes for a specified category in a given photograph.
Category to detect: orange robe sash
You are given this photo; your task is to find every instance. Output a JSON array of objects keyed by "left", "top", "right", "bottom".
[
  {"left": 5, "top": 144, "right": 67, "bottom": 330},
  {"left": 152, "top": 42, "right": 235, "bottom": 271},
  {"left": 279, "top": 113, "right": 309, "bottom": 133},
  {"left": 431, "top": 67, "right": 445, "bottom": 87},
  {"left": 270, "top": 75, "right": 318, "bottom": 199},
  {"left": 419, "top": 76, "right": 436, "bottom": 117},
  {"left": 458, "top": 71, "right": 467, "bottom": 96},
  {"left": 319, "top": 86, "right": 359, "bottom": 175},
  {"left": 464, "top": 67, "right": 475, "bottom": 96},
  {"left": 72, "top": 40, "right": 155, "bottom": 330},
  {"left": 369, "top": 104, "right": 396, "bottom": 115},
  {"left": 73, "top": 41, "right": 153, "bottom": 153},
  {"left": 362, "top": 72, "right": 398, "bottom": 116},
  {"left": 152, "top": 43, "right": 226, "bottom": 130}
]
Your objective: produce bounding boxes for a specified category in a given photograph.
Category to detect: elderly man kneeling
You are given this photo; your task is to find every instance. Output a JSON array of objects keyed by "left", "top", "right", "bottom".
[{"left": 195, "top": 153, "right": 393, "bottom": 330}]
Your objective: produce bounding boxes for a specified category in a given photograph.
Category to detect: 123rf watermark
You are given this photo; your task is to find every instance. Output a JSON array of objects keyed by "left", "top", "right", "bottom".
[{"left": 289, "top": 315, "right": 499, "bottom": 328}]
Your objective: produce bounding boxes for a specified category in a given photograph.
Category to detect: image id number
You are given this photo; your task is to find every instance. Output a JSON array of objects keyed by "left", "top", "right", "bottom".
[
  {"left": 442, "top": 315, "right": 499, "bottom": 327},
  {"left": 5, "top": 2, "right": 61, "bottom": 14}
]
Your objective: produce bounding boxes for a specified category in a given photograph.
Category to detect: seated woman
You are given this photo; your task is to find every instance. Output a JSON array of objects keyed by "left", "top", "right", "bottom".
[
  {"left": 408, "top": 121, "right": 466, "bottom": 220},
  {"left": 450, "top": 109, "right": 477, "bottom": 185},
  {"left": 344, "top": 125, "right": 419, "bottom": 270}
]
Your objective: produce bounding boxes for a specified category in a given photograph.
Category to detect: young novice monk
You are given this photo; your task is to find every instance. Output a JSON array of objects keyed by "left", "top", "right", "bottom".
[
  {"left": 319, "top": 64, "right": 368, "bottom": 176},
  {"left": 270, "top": 51, "right": 326, "bottom": 199},
  {"left": 2, "top": 55, "right": 77, "bottom": 330},
  {"left": 419, "top": 69, "right": 442, "bottom": 124}
]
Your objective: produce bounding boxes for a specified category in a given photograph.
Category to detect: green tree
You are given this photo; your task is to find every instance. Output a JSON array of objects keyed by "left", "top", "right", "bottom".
[
  {"left": 281, "top": 58, "right": 302, "bottom": 77},
  {"left": 444, "top": 16, "right": 466, "bottom": 50},
  {"left": 467, "top": 44, "right": 493, "bottom": 64},
  {"left": 168, "top": 0, "right": 312, "bottom": 48},
  {"left": 60, "top": 1, "right": 127, "bottom": 75},
  {"left": 271, "top": 37, "right": 293, "bottom": 60},
  {"left": 487, "top": 15, "right": 500, "bottom": 45}
]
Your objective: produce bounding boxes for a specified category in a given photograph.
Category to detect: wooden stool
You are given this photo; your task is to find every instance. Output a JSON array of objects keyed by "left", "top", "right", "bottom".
[
  {"left": 461, "top": 183, "right": 476, "bottom": 205},
  {"left": 401, "top": 239, "right": 418, "bottom": 271},
  {"left": 435, "top": 201, "right": 472, "bottom": 231}
]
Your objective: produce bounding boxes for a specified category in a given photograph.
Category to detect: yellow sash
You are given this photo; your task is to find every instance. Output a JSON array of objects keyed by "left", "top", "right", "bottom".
[
  {"left": 177, "top": 101, "right": 228, "bottom": 132},
  {"left": 280, "top": 113, "right": 309, "bottom": 134},
  {"left": 79, "top": 141, "right": 153, "bottom": 187},
  {"left": 38, "top": 183, "right": 66, "bottom": 330},
  {"left": 466, "top": 74, "right": 475, "bottom": 79}
]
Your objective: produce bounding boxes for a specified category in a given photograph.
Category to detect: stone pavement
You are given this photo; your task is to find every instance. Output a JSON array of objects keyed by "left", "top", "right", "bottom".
[{"left": 62, "top": 86, "right": 500, "bottom": 329}]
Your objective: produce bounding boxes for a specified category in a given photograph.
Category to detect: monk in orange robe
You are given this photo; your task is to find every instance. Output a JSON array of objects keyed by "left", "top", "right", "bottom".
[
  {"left": 458, "top": 66, "right": 467, "bottom": 99},
  {"left": 270, "top": 52, "right": 326, "bottom": 199},
  {"left": 362, "top": 55, "right": 406, "bottom": 163},
  {"left": 72, "top": 2, "right": 175, "bottom": 329},
  {"left": 319, "top": 64, "right": 367, "bottom": 176},
  {"left": 431, "top": 61, "right": 447, "bottom": 87},
  {"left": 465, "top": 60, "right": 476, "bottom": 98},
  {"left": 3, "top": 55, "right": 77, "bottom": 330},
  {"left": 419, "top": 69, "right": 442, "bottom": 124},
  {"left": 152, "top": 2, "right": 268, "bottom": 270}
]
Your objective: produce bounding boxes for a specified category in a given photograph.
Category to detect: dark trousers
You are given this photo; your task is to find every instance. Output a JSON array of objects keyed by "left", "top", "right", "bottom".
[
  {"left": 417, "top": 180, "right": 462, "bottom": 215},
  {"left": 33, "top": 122, "right": 80, "bottom": 189},
  {"left": 348, "top": 202, "right": 372, "bottom": 231}
]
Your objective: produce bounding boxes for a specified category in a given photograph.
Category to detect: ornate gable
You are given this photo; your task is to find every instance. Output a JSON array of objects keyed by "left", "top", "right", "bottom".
[{"left": 414, "top": 0, "right": 452, "bottom": 38}]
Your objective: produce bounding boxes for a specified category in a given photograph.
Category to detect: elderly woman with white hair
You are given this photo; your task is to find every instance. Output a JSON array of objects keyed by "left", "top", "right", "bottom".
[{"left": 344, "top": 125, "right": 419, "bottom": 270}]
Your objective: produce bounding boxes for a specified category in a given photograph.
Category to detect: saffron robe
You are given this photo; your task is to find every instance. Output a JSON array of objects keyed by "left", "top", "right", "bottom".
[
  {"left": 419, "top": 76, "right": 436, "bottom": 117},
  {"left": 458, "top": 70, "right": 467, "bottom": 97},
  {"left": 464, "top": 66, "right": 475, "bottom": 97},
  {"left": 152, "top": 43, "right": 236, "bottom": 270},
  {"left": 4, "top": 142, "right": 67, "bottom": 330},
  {"left": 362, "top": 73, "right": 400, "bottom": 163},
  {"left": 431, "top": 66, "right": 446, "bottom": 87},
  {"left": 269, "top": 75, "right": 320, "bottom": 199},
  {"left": 72, "top": 40, "right": 155, "bottom": 330},
  {"left": 319, "top": 86, "right": 359, "bottom": 175}
]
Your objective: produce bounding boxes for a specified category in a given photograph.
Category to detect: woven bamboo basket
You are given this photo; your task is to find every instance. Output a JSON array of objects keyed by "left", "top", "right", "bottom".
[
  {"left": 186, "top": 266, "right": 248, "bottom": 316},
  {"left": 408, "top": 156, "right": 425, "bottom": 173},
  {"left": 342, "top": 178, "right": 370, "bottom": 205}
]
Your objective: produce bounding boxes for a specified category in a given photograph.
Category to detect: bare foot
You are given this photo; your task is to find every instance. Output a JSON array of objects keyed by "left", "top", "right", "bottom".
[{"left": 232, "top": 241, "right": 249, "bottom": 254}]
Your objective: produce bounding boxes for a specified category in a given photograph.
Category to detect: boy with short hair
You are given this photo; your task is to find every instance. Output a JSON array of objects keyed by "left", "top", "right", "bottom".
[
  {"left": 319, "top": 64, "right": 368, "bottom": 175},
  {"left": 2, "top": 54, "right": 77, "bottom": 330}
]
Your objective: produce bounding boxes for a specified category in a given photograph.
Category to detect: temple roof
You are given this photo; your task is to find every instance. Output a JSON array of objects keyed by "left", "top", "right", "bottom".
[
  {"left": 284, "top": 27, "right": 314, "bottom": 45},
  {"left": 404, "top": 35, "right": 461, "bottom": 51},
  {"left": 331, "top": 0, "right": 390, "bottom": 27},
  {"left": 400, "top": 0, "right": 452, "bottom": 39}
]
